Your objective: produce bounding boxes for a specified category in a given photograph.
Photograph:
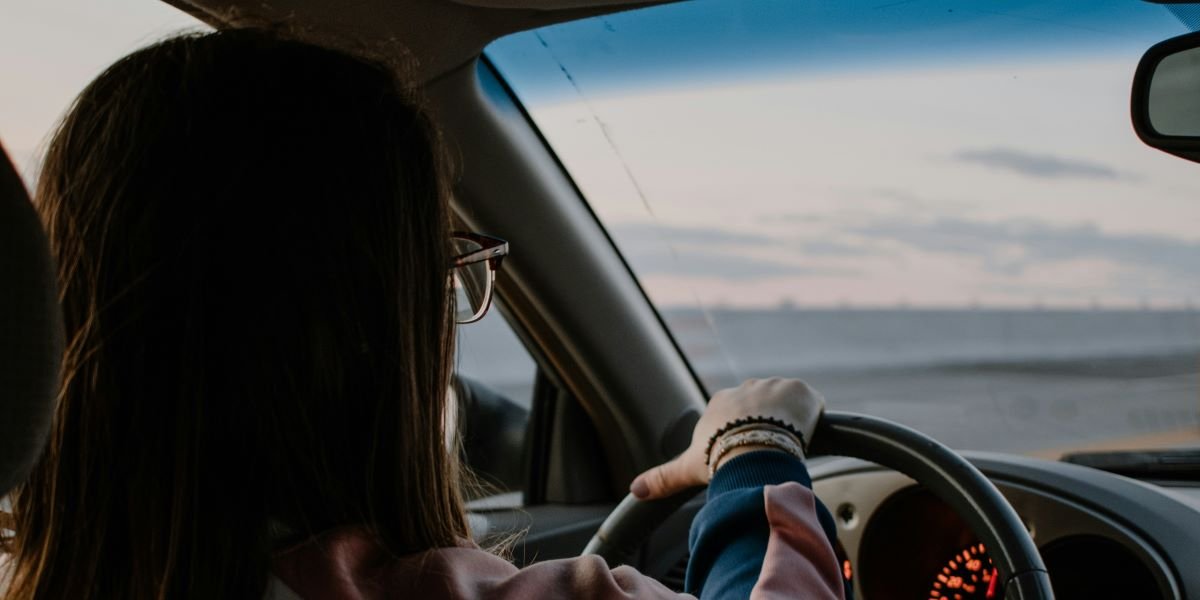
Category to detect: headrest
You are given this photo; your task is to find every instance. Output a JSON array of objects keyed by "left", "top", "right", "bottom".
[{"left": 0, "top": 142, "right": 62, "bottom": 497}]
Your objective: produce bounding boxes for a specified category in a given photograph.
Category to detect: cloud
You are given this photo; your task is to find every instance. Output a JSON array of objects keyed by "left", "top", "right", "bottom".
[
  {"left": 625, "top": 249, "right": 835, "bottom": 279},
  {"left": 852, "top": 217, "right": 1200, "bottom": 278},
  {"left": 609, "top": 222, "right": 855, "bottom": 279},
  {"left": 800, "top": 240, "right": 880, "bottom": 257},
  {"left": 952, "top": 147, "right": 1131, "bottom": 181},
  {"left": 610, "top": 221, "right": 775, "bottom": 247}
]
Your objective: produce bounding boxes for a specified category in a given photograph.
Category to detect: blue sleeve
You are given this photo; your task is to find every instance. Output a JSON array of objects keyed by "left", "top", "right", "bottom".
[{"left": 685, "top": 451, "right": 852, "bottom": 599}]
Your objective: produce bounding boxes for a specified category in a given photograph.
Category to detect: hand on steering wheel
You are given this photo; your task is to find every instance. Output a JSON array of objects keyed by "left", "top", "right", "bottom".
[
  {"left": 588, "top": 378, "right": 1055, "bottom": 599},
  {"left": 630, "top": 377, "right": 825, "bottom": 500}
]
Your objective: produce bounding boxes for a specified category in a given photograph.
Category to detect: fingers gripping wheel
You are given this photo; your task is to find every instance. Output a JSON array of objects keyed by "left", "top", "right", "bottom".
[{"left": 582, "top": 412, "right": 1054, "bottom": 600}]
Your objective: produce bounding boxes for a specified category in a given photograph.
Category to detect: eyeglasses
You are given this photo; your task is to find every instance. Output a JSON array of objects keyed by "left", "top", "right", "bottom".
[{"left": 450, "top": 232, "right": 508, "bottom": 324}]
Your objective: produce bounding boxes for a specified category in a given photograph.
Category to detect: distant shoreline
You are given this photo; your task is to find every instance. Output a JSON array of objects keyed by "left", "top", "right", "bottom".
[
  {"left": 661, "top": 306, "right": 1200, "bottom": 314},
  {"left": 732, "top": 349, "right": 1200, "bottom": 379}
]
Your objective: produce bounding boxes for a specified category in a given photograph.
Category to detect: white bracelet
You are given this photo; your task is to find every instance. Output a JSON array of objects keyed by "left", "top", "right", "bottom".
[
  {"left": 708, "top": 428, "right": 805, "bottom": 478},
  {"left": 704, "top": 423, "right": 802, "bottom": 469}
]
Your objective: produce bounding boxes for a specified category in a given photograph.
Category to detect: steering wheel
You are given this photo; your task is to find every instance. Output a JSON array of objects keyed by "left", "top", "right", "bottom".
[{"left": 582, "top": 411, "right": 1054, "bottom": 599}]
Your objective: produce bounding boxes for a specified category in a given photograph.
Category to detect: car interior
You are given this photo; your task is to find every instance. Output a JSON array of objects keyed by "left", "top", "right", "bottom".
[{"left": 4, "top": 1, "right": 1200, "bottom": 599}]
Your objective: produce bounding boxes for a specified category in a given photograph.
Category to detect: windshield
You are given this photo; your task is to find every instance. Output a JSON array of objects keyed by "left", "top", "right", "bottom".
[{"left": 486, "top": 0, "right": 1200, "bottom": 456}]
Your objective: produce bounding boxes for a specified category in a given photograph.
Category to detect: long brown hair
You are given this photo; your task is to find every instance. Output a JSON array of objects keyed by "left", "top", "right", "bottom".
[{"left": 6, "top": 29, "right": 467, "bottom": 599}]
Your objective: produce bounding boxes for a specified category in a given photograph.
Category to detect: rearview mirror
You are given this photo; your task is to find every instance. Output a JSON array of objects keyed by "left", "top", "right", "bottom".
[{"left": 1132, "top": 31, "right": 1200, "bottom": 163}]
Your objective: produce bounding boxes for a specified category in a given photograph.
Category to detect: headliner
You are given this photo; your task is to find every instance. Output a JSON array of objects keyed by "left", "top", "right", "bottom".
[{"left": 162, "top": 0, "right": 675, "bottom": 82}]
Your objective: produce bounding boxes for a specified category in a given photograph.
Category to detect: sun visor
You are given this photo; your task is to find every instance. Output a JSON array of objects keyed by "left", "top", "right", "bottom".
[
  {"left": 163, "top": 0, "right": 672, "bottom": 82},
  {"left": 449, "top": 0, "right": 664, "bottom": 9}
]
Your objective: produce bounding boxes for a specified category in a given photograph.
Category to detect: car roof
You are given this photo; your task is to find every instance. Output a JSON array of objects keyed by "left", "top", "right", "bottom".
[{"left": 162, "top": 0, "right": 675, "bottom": 82}]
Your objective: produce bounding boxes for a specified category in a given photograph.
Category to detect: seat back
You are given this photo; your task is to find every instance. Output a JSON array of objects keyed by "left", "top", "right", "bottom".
[{"left": 0, "top": 141, "right": 62, "bottom": 496}]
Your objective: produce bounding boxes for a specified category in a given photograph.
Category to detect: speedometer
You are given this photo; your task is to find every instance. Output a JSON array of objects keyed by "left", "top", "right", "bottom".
[{"left": 927, "top": 543, "right": 998, "bottom": 600}]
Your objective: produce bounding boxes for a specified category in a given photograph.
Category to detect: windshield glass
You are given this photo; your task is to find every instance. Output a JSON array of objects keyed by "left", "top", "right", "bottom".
[{"left": 486, "top": 0, "right": 1200, "bottom": 456}]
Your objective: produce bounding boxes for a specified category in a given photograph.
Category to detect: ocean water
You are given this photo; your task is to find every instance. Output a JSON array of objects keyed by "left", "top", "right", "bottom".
[
  {"left": 458, "top": 309, "right": 1200, "bottom": 455},
  {"left": 666, "top": 308, "right": 1200, "bottom": 381}
]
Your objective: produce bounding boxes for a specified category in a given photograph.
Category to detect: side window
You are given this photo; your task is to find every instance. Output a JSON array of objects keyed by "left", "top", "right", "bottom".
[
  {"left": 1, "top": 4, "right": 203, "bottom": 183},
  {"left": 453, "top": 304, "right": 537, "bottom": 504}
]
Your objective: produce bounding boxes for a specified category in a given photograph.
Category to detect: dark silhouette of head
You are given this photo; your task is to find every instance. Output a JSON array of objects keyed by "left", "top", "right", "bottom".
[{"left": 7, "top": 28, "right": 465, "bottom": 599}]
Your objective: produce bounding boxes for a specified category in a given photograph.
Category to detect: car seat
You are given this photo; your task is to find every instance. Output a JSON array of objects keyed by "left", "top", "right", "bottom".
[{"left": 0, "top": 139, "right": 62, "bottom": 498}]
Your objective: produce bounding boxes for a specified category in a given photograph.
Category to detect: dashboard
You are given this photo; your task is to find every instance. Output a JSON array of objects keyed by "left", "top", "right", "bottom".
[
  {"left": 810, "top": 454, "right": 1198, "bottom": 600},
  {"left": 504, "top": 450, "right": 1200, "bottom": 599}
]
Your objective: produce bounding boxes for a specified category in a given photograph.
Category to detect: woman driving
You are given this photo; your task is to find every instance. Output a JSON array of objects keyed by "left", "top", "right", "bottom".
[{"left": 1, "top": 29, "right": 846, "bottom": 600}]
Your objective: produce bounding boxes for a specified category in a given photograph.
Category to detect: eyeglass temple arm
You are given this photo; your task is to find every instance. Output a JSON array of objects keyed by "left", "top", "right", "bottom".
[{"left": 452, "top": 242, "right": 509, "bottom": 267}]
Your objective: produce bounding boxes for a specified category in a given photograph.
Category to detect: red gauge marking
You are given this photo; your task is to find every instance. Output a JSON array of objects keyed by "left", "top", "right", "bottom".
[
  {"left": 985, "top": 568, "right": 999, "bottom": 598},
  {"left": 929, "top": 544, "right": 995, "bottom": 600}
]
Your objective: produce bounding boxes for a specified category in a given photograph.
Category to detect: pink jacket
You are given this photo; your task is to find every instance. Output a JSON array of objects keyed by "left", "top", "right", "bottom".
[{"left": 268, "top": 482, "right": 845, "bottom": 600}]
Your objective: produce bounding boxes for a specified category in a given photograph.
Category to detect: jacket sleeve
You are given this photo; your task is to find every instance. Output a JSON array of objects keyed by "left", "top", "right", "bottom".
[{"left": 686, "top": 451, "right": 850, "bottom": 600}]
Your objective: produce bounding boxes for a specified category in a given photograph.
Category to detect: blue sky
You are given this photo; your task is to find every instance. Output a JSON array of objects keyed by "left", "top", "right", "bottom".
[
  {"left": 490, "top": 0, "right": 1190, "bottom": 103},
  {"left": 489, "top": 0, "right": 1200, "bottom": 309}
]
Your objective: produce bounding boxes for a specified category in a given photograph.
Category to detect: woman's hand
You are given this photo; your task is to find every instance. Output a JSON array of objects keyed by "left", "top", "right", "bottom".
[{"left": 629, "top": 378, "right": 825, "bottom": 500}]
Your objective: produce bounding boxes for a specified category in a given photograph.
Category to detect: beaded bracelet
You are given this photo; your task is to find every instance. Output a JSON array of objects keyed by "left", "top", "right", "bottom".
[
  {"left": 703, "top": 416, "right": 808, "bottom": 464},
  {"left": 704, "top": 422, "right": 799, "bottom": 468},
  {"left": 707, "top": 429, "right": 805, "bottom": 478}
]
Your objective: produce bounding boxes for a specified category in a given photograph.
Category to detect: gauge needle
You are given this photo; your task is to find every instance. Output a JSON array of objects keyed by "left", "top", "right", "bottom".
[{"left": 985, "top": 568, "right": 999, "bottom": 598}]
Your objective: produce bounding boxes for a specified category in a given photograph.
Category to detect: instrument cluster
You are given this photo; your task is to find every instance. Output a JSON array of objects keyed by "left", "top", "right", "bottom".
[{"left": 854, "top": 487, "right": 1163, "bottom": 600}]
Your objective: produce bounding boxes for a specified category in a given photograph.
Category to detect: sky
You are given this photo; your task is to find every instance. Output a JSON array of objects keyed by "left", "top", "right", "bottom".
[
  {"left": 5, "top": 0, "right": 1200, "bottom": 312},
  {"left": 0, "top": 1, "right": 203, "bottom": 182},
  {"left": 488, "top": 0, "right": 1200, "bottom": 310}
]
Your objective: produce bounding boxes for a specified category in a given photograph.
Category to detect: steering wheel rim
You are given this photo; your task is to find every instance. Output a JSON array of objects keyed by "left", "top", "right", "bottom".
[{"left": 582, "top": 411, "right": 1054, "bottom": 600}]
